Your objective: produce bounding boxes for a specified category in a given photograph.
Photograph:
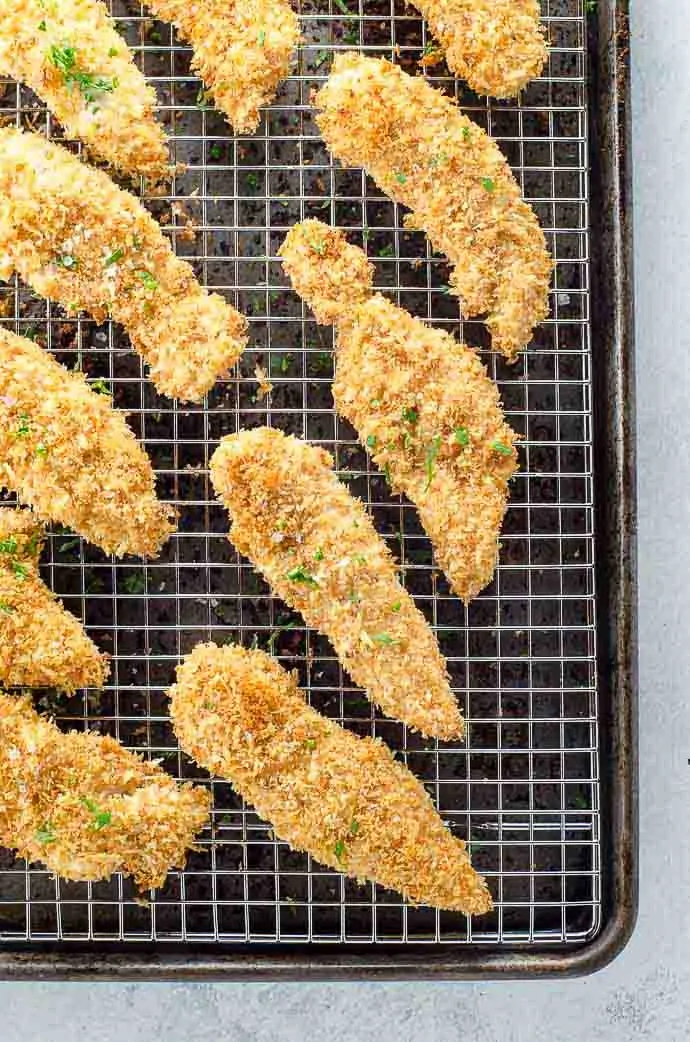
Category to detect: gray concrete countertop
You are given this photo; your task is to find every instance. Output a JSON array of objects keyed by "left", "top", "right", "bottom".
[{"left": 2, "top": 1, "right": 687, "bottom": 1036}]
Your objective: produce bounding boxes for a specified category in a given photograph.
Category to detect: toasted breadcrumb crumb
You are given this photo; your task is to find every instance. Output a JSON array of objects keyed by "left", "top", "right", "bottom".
[
  {"left": 0, "top": 328, "right": 175, "bottom": 557},
  {"left": 413, "top": 0, "right": 547, "bottom": 98},
  {"left": 0, "top": 129, "right": 248, "bottom": 401},
  {"left": 145, "top": 0, "right": 300, "bottom": 135},
  {"left": 210, "top": 427, "right": 463, "bottom": 740},
  {"left": 0, "top": 0, "right": 170, "bottom": 181},
  {"left": 314, "top": 54, "right": 553, "bottom": 360},
  {"left": 0, "top": 509, "right": 108, "bottom": 689},
  {"left": 170, "top": 643, "right": 492, "bottom": 914},
  {"left": 280, "top": 221, "right": 518, "bottom": 602},
  {"left": 0, "top": 691, "right": 210, "bottom": 889}
]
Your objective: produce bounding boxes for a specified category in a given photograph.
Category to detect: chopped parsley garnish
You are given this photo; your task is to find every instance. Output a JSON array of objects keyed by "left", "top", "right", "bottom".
[
  {"left": 383, "top": 462, "right": 391, "bottom": 484},
  {"left": 491, "top": 439, "right": 513, "bottom": 456},
  {"left": 0, "top": 537, "right": 18, "bottom": 555},
  {"left": 306, "top": 233, "right": 327, "bottom": 255},
  {"left": 36, "top": 443, "right": 48, "bottom": 458},
  {"left": 425, "top": 434, "right": 442, "bottom": 490},
  {"left": 38, "top": 20, "right": 47, "bottom": 30},
  {"left": 35, "top": 825, "right": 56, "bottom": 845},
  {"left": 462, "top": 126, "right": 471, "bottom": 142},
  {"left": 349, "top": 820, "right": 359, "bottom": 835},
  {"left": 12, "top": 561, "right": 28, "bottom": 581},
  {"left": 0, "top": 599, "right": 15, "bottom": 614},
  {"left": 246, "top": 172, "right": 259, "bottom": 189},
  {"left": 56, "top": 254, "right": 77, "bottom": 270},
  {"left": 429, "top": 153, "right": 448, "bottom": 169},
  {"left": 391, "top": 601, "right": 401, "bottom": 613},
  {"left": 286, "top": 565, "right": 319, "bottom": 587},
  {"left": 48, "top": 45, "right": 118, "bottom": 108},
  {"left": 123, "top": 572, "right": 146, "bottom": 594},
  {"left": 257, "top": 30, "right": 266, "bottom": 45},
  {"left": 304, "top": 738, "right": 317, "bottom": 751},
  {"left": 80, "top": 797, "right": 112, "bottom": 830},
  {"left": 90, "top": 378, "right": 111, "bottom": 395},
  {"left": 314, "top": 548, "right": 324, "bottom": 561},
  {"left": 454, "top": 426, "right": 470, "bottom": 447},
  {"left": 401, "top": 405, "right": 418, "bottom": 424},
  {"left": 366, "top": 434, "right": 377, "bottom": 449},
  {"left": 370, "top": 398, "right": 381, "bottom": 408},
  {"left": 352, "top": 553, "right": 367, "bottom": 565},
  {"left": 334, "top": 838, "right": 346, "bottom": 861},
  {"left": 196, "top": 87, "right": 212, "bottom": 109},
  {"left": 315, "top": 49, "right": 329, "bottom": 69},
  {"left": 209, "top": 143, "right": 223, "bottom": 160},
  {"left": 104, "top": 247, "right": 124, "bottom": 266},
  {"left": 371, "top": 632, "right": 400, "bottom": 646},
  {"left": 378, "top": 243, "right": 394, "bottom": 258},
  {"left": 16, "top": 413, "right": 30, "bottom": 437},
  {"left": 108, "top": 46, "right": 119, "bottom": 56},
  {"left": 481, "top": 177, "right": 496, "bottom": 192},
  {"left": 136, "top": 269, "right": 158, "bottom": 291},
  {"left": 394, "top": 172, "right": 407, "bottom": 184},
  {"left": 333, "top": 0, "right": 352, "bottom": 14}
]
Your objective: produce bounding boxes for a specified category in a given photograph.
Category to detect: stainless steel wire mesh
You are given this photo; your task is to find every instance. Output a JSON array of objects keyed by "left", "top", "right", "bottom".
[{"left": 0, "top": 0, "right": 598, "bottom": 947}]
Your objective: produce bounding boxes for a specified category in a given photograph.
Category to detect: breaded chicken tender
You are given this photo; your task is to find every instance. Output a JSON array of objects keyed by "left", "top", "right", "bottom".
[
  {"left": 0, "top": 509, "right": 108, "bottom": 689},
  {"left": 0, "top": 129, "right": 248, "bottom": 401},
  {"left": 210, "top": 427, "right": 463, "bottom": 739},
  {"left": 414, "top": 0, "right": 547, "bottom": 98},
  {"left": 0, "top": 691, "right": 211, "bottom": 889},
  {"left": 280, "top": 221, "right": 518, "bottom": 602},
  {"left": 314, "top": 54, "right": 553, "bottom": 360},
  {"left": 0, "top": 0, "right": 170, "bottom": 181},
  {"left": 0, "top": 328, "right": 175, "bottom": 557},
  {"left": 170, "top": 643, "right": 492, "bottom": 913},
  {"left": 144, "top": 0, "right": 300, "bottom": 135}
]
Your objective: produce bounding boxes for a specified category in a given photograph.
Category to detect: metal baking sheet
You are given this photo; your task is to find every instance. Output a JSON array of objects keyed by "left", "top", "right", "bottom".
[{"left": 0, "top": 0, "right": 636, "bottom": 979}]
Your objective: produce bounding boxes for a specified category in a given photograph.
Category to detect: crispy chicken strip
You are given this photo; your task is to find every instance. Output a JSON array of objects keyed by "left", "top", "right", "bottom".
[
  {"left": 0, "top": 0, "right": 170, "bottom": 182},
  {"left": 415, "top": 0, "right": 547, "bottom": 98},
  {"left": 280, "top": 221, "right": 518, "bottom": 602},
  {"left": 0, "top": 691, "right": 211, "bottom": 889},
  {"left": 145, "top": 0, "right": 300, "bottom": 135},
  {"left": 0, "top": 509, "right": 108, "bottom": 689},
  {"left": 0, "top": 328, "right": 175, "bottom": 557},
  {"left": 210, "top": 427, "right": 463, "bottom": 739},
  {"left": 314, "top": 54, "right": 553, "bottom": 360},
  {"left": 0, "top": 129, "right": 248, "bottom": 401},
  {"left": 170, "top": 643, "right": 492, "bottom": 913}
]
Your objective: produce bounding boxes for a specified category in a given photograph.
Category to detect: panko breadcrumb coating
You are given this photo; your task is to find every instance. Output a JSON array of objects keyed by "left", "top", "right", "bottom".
[
  {"left": 210, "top": 427, "right": 463, "bottom": 740},
  {"left": 0, "top": 129, "right": 248, "bottom": 401},
  {"left": 280, "top": 221, "right": 518, "bottom": 602},
  {"left": 170, "top": 643, "right": 492, "bottom": 914},
  {"left": 0, "top": 509, "right": 108, "bottom": 690},
  {"left": 145, "top": 0, "right": 300, "bottom": 135},
  {"left": 413, "top": 0, "right": 547, "bottom": 98},
  {"left": 0, "top": 691, "right": 211, "bottom": 889},
  {"left": 0, "top": 0, "right": 170, "bottom": 182},
  {"left": 314, "top": 54, "right": 553, "bottom": 360},
  {"left": 0, "top": 328, "right": 175, "bottom": 557}
]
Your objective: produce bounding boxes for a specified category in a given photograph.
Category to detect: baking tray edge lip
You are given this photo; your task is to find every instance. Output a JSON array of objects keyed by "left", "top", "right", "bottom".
[{"left": 0, "top": 0, "right": 638, "bottom": 982}]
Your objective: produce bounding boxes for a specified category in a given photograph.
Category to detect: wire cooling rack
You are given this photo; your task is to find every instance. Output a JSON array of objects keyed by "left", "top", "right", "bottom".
[{"left": 0, "top": 0, "right": 598, "bottom": 949}]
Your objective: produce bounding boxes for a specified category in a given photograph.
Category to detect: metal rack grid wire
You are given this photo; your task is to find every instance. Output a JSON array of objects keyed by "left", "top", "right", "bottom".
[{"left": 0, "top": 0, "right": 598, "bottom": 947}]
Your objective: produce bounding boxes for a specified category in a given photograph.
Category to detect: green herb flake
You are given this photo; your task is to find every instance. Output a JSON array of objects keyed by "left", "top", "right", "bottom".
[
  {"left": 401, "top": 405, "right": 418, "bottom": 424},
  {"left": 306, "top": 234, "right": 327, "bottom": 255},
  {"left": 491, "top": 439, "right": 513, "bottom": 456},
  {"left": 349, "top": 819, "right": 359, "bottom": 835},
  {"left": 333, "top": 0, "right": 351, "bottom": 14},
  {"left": 462, "top": 126, "right": 471, "bottom": 142},
  {"left": 16, "top": 412, "right": 30, "bottom": 437},
  {"left": 80, "top": 797, "right": 112, "bottom": 830},
  {"left": 391, "top": 601, "right": 401, "bottom": 613},
  {"left": 36, "top": 443, "right": 49, "bottom": 458},
  {"left": 38, "top": 20, "right": 47, "bottom": 30},
  {"left": 366, "top": 434, "right": 377, "bottom": 450},
  {"left": 196, "top": 87, "right": 212, "bottom": 109},
  {"left": 481, "top": 177, "right": 496, "bottom": 192},
  {"left": 246, "top": 172, "right": 259, "bottom": 190},
  {"left": 108, "top": 46, "right": 119, "bottom": 56},
  {"left": 334, "top": 838, "right": 346, "bottom": 861},
  {"left": 0, "top": 599, "right": 15, "bottom": 615},
  {"left": 35, "top": 825, "right": 56, "bottom": 845},
  {"left": 90, "top": 378, "right": 111, "bottom": 396},
  {"left": 257, "top": 29, "right": 266, "bottom": 45},
  {"left": 370, "top": 397, "right": 381, "bottom": 408},
  {"left": 209, "top": 143, "right": 223, "bottom": 160},
  {"left": 425, "top": 434, "right": 442, "bottom": 490},
  {"left": 48, "top": 45, "right": 118, "bottom": 108},
  {"left": 136, "top": 269, "right": 158, "bottom": 291},
  {"left": 286, "top": 565, "right": 319, "bottom": 587},
  {"left": 383, "top": 462, "right": 391, "bottom": 484},
  {"left": 123, "top": 572, "right": 146, "bottom": 594},
  {"left": 454, "top": 426, "right": 470, "bottom": 447},
  {"left": 371, "top": 632, "right": 400, "bottom": 646},
  {"left": 304, "top": 738, "right": 317, "bottom": 751},
  {"left": 314, "top": 49, "right": 329, "bottom": 68},
  {"left": 104, "top": 247, "right": 124, "bottom": 266},
  {"left": 0, "top": 537, "right": 18, "bottom": 555},
  {"left": 55, "top": 254, "right": 78, "bottom": 270},
  {"left": 12, "top": 561, "right": 28, "bottom": 580},
  {"left": 394, "top": 171, "right": 407, "bottom": 184},
  {"left": 314, "top": 548, "right": 324, "bottom": 561},
  {"left": 378, "top": 243, "right": 394, "bottom": 258}
]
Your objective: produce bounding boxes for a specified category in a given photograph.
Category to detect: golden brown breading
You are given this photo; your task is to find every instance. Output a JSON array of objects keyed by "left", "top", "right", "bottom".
[
  {"left": 280, "top": 220, "right": 518, "bottom": 602},
  {"left": 314, "top": 54, "right": 553, "bottom": 360},
  {"left": 0, "top": 509, "right": 108, "bottom": 689},
  {"left": 0, "top": 0, "right": 170, "bottom": 182},
  {"left": 0, "top": 328, "right": 175, "bottom": 557},
  {"left": 0, "top": 691, "right": 210, "bottom": 889},
  {"left": 145, "top": 0, "right": 300, "bottom": 135},
  {"left": 414, "top": 0, "right": 547, "bottom": 98},
  {"left": 170, "top": 643, "right": 492, "bottom": 914},
  {"left": 0, "top": 129, "right": 248, "bottom": 401},
  {"left": 210, "top": 427, "right": 463, "bottom": 740}
]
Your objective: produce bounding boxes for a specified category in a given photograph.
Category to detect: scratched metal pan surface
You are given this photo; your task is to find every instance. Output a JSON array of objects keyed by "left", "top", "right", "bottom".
[{"left": 0, "top": 0, "right": 636, "bottom": 979}]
